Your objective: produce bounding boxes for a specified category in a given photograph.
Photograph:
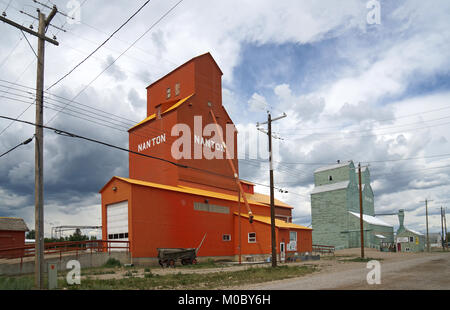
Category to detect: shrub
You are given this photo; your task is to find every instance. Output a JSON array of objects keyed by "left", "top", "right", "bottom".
[{"left": 103, "top": 258, "right": 121, "bottom": 268}]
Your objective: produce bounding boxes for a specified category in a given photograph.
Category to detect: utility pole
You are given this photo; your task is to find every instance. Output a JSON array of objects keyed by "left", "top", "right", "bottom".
[
  {"left": 424, "top": 199, "right": 433, "bottom": 253},
  {"left": 358, "top": 163, "right": 365, "bottom": 258},
  {"left": 257, "top": 111, "right": 287, "bottom": 267},
  {"left": 444, "top": 207, "right": 448, "bottom": 250},
  {"left": 238, "top": 187, "right": 241, "bottom": 264},
  {"left": 1, "top": 6, "right": 59, "bottom": 289},
  {"left": 441, "top": 207, "right": 445, "bottom": 251}
]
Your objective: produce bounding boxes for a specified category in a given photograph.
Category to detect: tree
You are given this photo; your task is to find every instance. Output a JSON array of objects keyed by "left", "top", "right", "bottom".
[{"left": 26, "top": 230, "right": 35, "bottom": 239}]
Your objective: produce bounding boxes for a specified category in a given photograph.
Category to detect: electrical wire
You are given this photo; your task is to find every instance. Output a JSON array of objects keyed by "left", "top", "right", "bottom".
[
  {"left": 4, "top": 83, "right": 450, "bottom": 173},
  {"left": 20, "top": 29, "right": 37, "bottom": 58},
  {"left": 46, "top": 0, "right": 152, "bottom": 91},
  {"left": 45, "top": 0, "right": 184, "bottom": 126},
  {"left": 0, "top": 135, "right": 34, "bottom": 158},
  {"left": 0, "top": 114, "right": 187, "bottom": 168},
  {"left": 0, "top": 90, "right": 183, "bottom": 147}
]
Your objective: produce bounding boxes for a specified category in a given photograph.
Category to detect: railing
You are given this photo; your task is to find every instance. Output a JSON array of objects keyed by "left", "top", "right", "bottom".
[
  {"left": 0, "top": 240, "right": 130, "bottom": 261},
  {"left": 312, "top": 244, "right": 335, "bottom": 255}
]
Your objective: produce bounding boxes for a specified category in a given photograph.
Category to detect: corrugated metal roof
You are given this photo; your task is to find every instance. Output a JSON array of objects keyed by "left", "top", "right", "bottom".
[
  {"left": 128, "top": 94, "right": 194, "bottom": 131},
  {"left": 109, "top": 177, "right": 264, "bottom": 207},
  {"left": 349, "top": 211, "right": 393, "bottom": 227},
  {"left": 235, "top": 213, "right": 312, "bottom": 230},
  {"left": 0, "top": 217, "right": 29, "bottom": 231},
  {"left": 406, "top": 228, "right": 424, "bottom": 236},
  {"left": 240, "top": 179, "right": 255, "bottom": 186},
  {"left": 314, "top": 161, "right": 353, "bottom": 173},
  {"left": 311, "top": 180, "right": 349, "bottom": 195},
  {"left": 104, "top": 177, "right": 294, "bottom": 209}
]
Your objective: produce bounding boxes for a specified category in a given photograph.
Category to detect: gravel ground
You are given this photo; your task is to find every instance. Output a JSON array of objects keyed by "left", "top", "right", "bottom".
[
  {"left": 228, "top": 248, "right": 450, "bottom": 290},
  {"left": 76, "top": 247, "right": 450, "bottom": 290}
]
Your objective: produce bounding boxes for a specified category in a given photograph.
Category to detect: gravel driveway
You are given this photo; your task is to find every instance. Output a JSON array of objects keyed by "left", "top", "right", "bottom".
[{"left": 229, "top": 248, "right": 450, "bottom": 290}]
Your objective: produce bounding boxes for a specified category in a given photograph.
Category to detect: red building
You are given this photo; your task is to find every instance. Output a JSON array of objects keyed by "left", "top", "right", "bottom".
[
  {"left": 100, "top": 53, "right": 312, "bottom": 263},
  {"left": 0, "top": 217, "right": 29, "bottom": 258}
]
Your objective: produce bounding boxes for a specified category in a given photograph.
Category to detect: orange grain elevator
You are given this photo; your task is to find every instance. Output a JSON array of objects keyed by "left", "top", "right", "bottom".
[{"left": 100, "top": 52, "right": 312, "bottom": 264}]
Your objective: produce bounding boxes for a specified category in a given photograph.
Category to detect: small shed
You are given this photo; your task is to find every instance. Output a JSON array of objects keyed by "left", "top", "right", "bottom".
[
  {"left": 0, "top": 217, "right": 29, "bottom": 258},
  {"left": 395, "top": 210, "right": 425, "bottom": 252}
]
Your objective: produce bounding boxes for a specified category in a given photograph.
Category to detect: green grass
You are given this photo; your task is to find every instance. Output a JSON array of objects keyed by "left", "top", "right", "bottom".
[
  {"left": 61, "top": 265, "right": 317, "bottom": 290},
  {"left": 103, "top": 258, "right": 122, "bottom": 268},
  {"left": 0, "top": 275, "right": 35, "bottom": 290},
  {"left": 0, "top": 262, "right": 317, "bottom": 290},
  {"left": 177, "top": 258, "right": 229, "bottom": 269},
  {"left": 339, "top": 257, "right": 383, "bottom": 263}
]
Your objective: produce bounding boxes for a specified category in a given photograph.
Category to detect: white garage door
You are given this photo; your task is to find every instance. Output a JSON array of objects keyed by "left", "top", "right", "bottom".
[{"left": 107, "top": 201, "right": 129, "bottom": 251}]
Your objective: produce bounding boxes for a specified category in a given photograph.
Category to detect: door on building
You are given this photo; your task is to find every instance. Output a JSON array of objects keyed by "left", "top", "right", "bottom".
[
  {"left": 106, "top": 200, "right": 129, "bottom": 252},
  {"left": 397, "top": 243, "right": 401, "bottom": 252},
  {"left": 280, "top": 242, "right": 285, "bottom": 263}
]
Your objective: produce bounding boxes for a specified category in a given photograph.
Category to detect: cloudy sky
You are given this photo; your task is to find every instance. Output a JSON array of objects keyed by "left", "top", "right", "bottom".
[{"left": 1, "top": 0, "right": 449, "bottom": 238}]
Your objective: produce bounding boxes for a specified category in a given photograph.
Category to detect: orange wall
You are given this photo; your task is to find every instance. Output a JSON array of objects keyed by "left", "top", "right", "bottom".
[
  {"left": 233, "top": 217, "right": 312, "bottom": 256},
  {"left": 101, "top": 178, "right": 308, "bottom": 259},
  {"left": 130, "top": 53, "right": 239, "bottom": 193},
  {"left": 146, "top": 61, "right": 196, "bottom": 116},
  {"left": 129, "top": 110, "right": 179, "bottom": 186},
  {"left": 102, "top": 178, "right": 274, "bottom": 258},
  {"left": 100, "top": 53, "right": 309, "bottom": 260}
]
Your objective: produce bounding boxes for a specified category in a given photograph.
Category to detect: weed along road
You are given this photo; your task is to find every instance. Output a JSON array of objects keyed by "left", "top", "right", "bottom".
[{"left": 231, "top": 249, "right": 450, "bottom": 290}]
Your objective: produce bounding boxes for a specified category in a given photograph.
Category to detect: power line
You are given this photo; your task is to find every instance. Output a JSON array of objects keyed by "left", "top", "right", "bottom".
[
  {"left": 0, "top": 93, "right": 182, "bottom": 146},
  {"left": 6, "top": 85, "right": 449, "bottom": 177},
  {"left": 45, "top": 0, "right": 184, "bottom": 126},
  {"left": 46, "top": 0, "right": 152, "bottom": 91},
  {"left": 20, "top": 29, "right": 38, "bottom": 58},
  {"left": 0, "top": 0, "right": 75, "bottom": 137},
  {"left": 281, "top": 114, "right": 450, "bottom": 137},
  {"left": 278, "top": 104, "right": 450, "bottom": 133},
  {"left": 0, "top": 114, "right": 187, "bottom": 168},
  {"left": 0, "top": 135, "right": 34, "bottom": 158},
  {"left": 0, "top": 35, "right": 23, "bottom": 70}
]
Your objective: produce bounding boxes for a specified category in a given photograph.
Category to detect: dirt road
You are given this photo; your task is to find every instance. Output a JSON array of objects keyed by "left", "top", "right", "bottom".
[{"left": 232, "top": 248, "right": 450, "bottom": 290}]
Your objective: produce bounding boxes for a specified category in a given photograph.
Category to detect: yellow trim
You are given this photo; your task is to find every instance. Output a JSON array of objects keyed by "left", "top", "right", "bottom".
[
  {"left": 128, "top": 93, "right": 194, "bottom": 131},
  {"left": 128, "top": 114, "right": 156, "bottom": 131},
  {"left": 234, "top": 212, "right": 312, "bottom": 230},
  {"left": 114, "top": 177, "right": 266, "bottom": 207},
  {"left": 163, "top": 94, "right": 194, "bottom": 114}
]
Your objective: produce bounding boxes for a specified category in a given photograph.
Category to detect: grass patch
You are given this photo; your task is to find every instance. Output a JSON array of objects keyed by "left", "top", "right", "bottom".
[
  {"left": 0, "top": 275, "right": 35, "bottom": 290},
  {"left": 103, "top": 258, "right": 122, "bottom": 268},
  {"left": 178, "top": 258, "right": 231, "bottom": 269},
  {"left": 61, "top": 264, "right": 317, "bottom": 290},
  {"left": 339, "top": 257, "right": 383, "bottom": 263}
]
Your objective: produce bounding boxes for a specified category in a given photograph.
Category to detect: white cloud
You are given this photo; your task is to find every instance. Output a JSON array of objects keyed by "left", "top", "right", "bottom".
[
  {"left": 248, "top": 93, "right": 268, "bottom": 112},
  {"left": 1, "top": 0, "right": 450, "bottom": 236}
]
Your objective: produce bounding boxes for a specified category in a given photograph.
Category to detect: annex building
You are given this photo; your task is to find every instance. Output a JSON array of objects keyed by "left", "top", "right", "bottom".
[
  {"left": 310, "top": 160, "right": 394, "bottom": 250},
  {"left": 395, "top": 209, "right": 425, "bottom": 252},
  {"left": 100, "top": 53, "right": 312, "bottom": 263}
]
